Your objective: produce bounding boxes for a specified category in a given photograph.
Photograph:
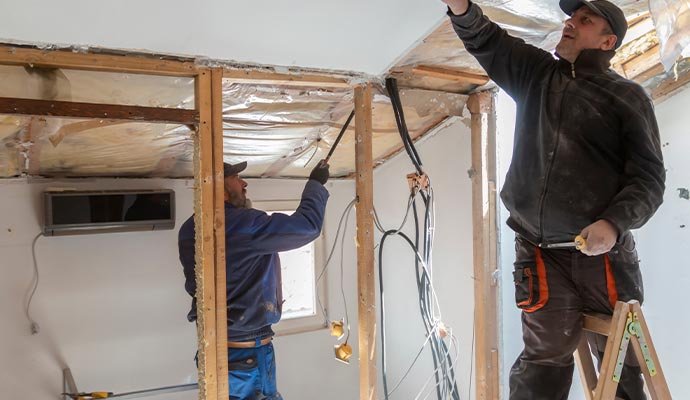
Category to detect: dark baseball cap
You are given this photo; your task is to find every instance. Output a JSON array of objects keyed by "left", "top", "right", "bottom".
[
  {"left": 560, "top": 0, "right": 628, "bottom": 49},
  {"left": 223, "top": 161, "right": 247, "bottom": 177}
]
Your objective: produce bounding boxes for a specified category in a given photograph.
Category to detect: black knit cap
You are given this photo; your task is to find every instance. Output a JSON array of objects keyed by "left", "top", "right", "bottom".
[
  {"left": 223, "top": 161, "right": 247, "bottom": 177},
  {"left": 560, "top": 0, "right": 628, "bottom": 49}
]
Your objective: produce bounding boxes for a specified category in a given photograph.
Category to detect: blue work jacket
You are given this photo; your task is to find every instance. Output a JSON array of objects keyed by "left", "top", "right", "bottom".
[{"left": 179, "top": 179, "right": 329, "bottom": 341}]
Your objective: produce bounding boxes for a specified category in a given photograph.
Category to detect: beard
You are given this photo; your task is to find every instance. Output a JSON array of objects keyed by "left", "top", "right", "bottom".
[{"left": 228, "top": 190, "right": 247, "bottom": 208}]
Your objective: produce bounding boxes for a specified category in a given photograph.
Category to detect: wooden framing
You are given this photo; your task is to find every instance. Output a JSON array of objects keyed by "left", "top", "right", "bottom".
[
  {"left": 354, "top": 83, "right": 377, "bottom": 400},
  {"left": 412, "top": 65, "right": 490, "bottom": 86},
  {"left": 467, "top": 90, "right": 500, "bottom": 400},
  {"left": 0, "top": 44, "right": 508, "bottom": 400},
  {"left": 0, "top": 97, "right": 198, "bottom": 124},
  {"left": 0, "top": 45, "right": 197, "bottom": 76},
  {"left": 193, "top": 68, "right": 219, "bottom": 400},
  {"left": 653, "top": 66, "right": 690, "bottom": 101},
  {"left": 210, "top": 68, "right": 229, "bottom": 397},
  {"left": 223, "top": 68, "right": 351, "bottom": 88}
]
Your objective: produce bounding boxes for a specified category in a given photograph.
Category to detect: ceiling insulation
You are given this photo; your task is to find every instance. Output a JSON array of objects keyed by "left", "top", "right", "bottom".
[
  {"left": 1, "top": 0, "right": 689, "bottom": 179},
  {"left": 0, "top": 68, "right": 468, "bottom": 178},
  {"left": 389, "top": 0, "right": 689, "bottom": 95}
]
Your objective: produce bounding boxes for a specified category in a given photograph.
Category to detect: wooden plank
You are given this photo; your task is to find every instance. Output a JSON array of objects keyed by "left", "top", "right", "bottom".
[
  {"left": 653, "top": 64, "right": 690, "bottom": 101},
  {"left": 628, "top": 301, "right": 672, "bottom": 400},
  {"left": 583, "top": 312, "right": 614, "bottom": 336},
  {"left": 593, "top": 301, "right": 629, "bottom": 400},
  {"left": 0, "top": 45, "right": 197, "bottom": 76},
  {"left": 354, "top": 82, "right": 376, "bottom": 400},
  {"left": 467, "top": 90, "right": 499, "bottom": 400},
  {"left": 210, "top": 68, "right": 228, "bottom": 399},
  {"left": 194, "top": 68, "right": 218, "bottom": 400},
  {"left": 622, "top": 44, "right": 662, "bottom": 81},
  {"left": 574, "top": 334, "right": 597, "bottom": 400},
  {"left": 0, "top": 97, "right": 199, "bottom": 124},
  {"left": 223, "top": 68, "right": 352, "bottom": 88},
  {"left": 412, "top": 65, "right": 490, "bottom": 86}
]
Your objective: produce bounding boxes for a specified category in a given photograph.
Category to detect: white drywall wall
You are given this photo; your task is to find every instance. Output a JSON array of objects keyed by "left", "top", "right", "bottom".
[{"left": 2, "top": 0, "right": 446, "bottom": 75}]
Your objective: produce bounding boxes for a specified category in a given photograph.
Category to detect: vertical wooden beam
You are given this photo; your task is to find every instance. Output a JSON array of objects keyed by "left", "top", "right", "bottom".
[
  {"left": 194, "top": 68, "right": 218, "bottom": 400},
  {"left": 467, "top": 90, "right": 500, "bottom": 400},
  {"left": 210, "top": 68, "right": 229, "bottom": 398},
  {"left": 354, "top": 83, "right": 376, "bottom": 400}
]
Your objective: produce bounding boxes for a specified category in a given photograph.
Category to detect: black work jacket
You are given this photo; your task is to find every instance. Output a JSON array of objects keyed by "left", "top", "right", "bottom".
[{"left": 448, "top": 4, "right": 665, "bottom": 244}]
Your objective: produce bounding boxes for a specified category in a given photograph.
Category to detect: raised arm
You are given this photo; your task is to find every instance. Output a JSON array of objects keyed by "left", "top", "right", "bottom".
[{"left": 442, "top": 0, "right": 555, "bottom": 98}]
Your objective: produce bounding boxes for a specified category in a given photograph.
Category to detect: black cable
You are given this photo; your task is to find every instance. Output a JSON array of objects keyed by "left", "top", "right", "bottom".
[
  {"left": 385, "top": 77, "right": 424, "bottom": 174},
  {"left": 325, "top": 110, "right": 355, "bottom": 162}
]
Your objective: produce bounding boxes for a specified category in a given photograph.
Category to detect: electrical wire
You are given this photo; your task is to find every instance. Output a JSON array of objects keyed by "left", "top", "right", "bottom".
[
  {"left": 315, "top": 198, "right": 356, "bottom": 328},
  {"left": 377, "top": 77, "right": 460, "bottom": 400},
  {"left": 25, "top": 232, "right": 43, "bottom": 335}
]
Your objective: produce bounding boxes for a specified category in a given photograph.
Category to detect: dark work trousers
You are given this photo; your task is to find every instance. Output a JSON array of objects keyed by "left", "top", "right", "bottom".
[{"left": 509, "top": 233, "right": 646, "bottom": 400}]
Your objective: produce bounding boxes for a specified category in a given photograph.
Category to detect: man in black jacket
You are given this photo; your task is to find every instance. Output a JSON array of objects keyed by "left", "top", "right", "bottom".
[{"left": 442, "top": 0, "right": 665, "bottom": 398}]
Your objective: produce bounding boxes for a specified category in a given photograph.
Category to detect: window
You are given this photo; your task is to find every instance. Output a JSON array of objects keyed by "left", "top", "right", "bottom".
[{"left": 253, "top": 200, "right": 327, "bottom": 335}]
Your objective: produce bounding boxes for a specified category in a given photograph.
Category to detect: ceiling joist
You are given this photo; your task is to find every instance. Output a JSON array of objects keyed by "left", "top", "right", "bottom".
[
  {"left": 411, "top": 65, "right": 490, "bottom": 86},
  {"left": 222, "top": 69, "right": 353, "bottom": 88},
  {"left": 0, "top": 45, "right": 198, "bottom": 77}
]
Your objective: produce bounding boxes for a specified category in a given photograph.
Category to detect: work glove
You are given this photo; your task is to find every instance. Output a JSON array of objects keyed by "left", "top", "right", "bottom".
[{"left": 309, "top": 159, "right": 330, "bottom": 185}]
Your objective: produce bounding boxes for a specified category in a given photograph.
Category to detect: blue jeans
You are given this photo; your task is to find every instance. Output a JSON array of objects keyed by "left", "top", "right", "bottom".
[{"left": 228, "top": 341, "right": 283, "bottom": 400}]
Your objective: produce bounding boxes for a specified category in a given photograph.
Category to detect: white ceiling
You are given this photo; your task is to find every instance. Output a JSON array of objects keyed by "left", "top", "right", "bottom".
[{"left": 2, "top": 0, "right": 448, "bottom": 75}]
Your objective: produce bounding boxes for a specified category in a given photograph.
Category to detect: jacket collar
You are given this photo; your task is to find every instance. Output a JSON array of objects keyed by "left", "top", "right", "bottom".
[{"left": 556, "top": 49, "right": 615, "bottom": 77}]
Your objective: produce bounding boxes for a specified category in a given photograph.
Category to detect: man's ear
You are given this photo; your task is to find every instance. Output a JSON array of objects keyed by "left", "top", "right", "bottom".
[{"left": 600, "top": 34, "right": 617, "bottom": 51}]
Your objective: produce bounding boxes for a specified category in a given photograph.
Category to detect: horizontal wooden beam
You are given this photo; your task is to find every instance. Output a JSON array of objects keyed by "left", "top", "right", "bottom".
[
  {"left": 653, "top": 63, "right": 690, "bottom": 101},
  {"left": 223, "top": 68, "right": 353, "bottom": 88},
  {"left": 0, "top": 45, "right": 198, "bottom": 76},
  {"left": 0, "top": 97, "right": 199, "bottom": 124},
  {"left": 412, "top": 65, "right": 490, "bottom": 86}
]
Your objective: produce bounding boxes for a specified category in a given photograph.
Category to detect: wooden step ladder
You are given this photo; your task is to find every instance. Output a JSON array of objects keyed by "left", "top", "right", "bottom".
[{"left": 574, "top": 300, "right": 672, "bottom": 400}]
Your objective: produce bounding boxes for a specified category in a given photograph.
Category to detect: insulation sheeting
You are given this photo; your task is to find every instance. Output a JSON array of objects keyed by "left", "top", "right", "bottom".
[
  {"left": 390, "top": 0, "right": 672, "bottom": 92},
  {"left": 0, "top": 65, "right": 194, "bottom": 108},
  {"left": 220, "top": 81, "right": 468, "bottom": 178}
]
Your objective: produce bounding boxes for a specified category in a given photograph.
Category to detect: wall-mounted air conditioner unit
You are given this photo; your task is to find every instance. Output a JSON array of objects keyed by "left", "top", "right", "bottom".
[{"left": 43, "top": 189, "right": 175, "bottom": 236}]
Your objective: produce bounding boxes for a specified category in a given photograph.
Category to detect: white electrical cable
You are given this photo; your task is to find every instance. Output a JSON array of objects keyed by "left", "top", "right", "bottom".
[
  {"left": 414, "top": 334, "right": 460, "bottom": 400},
  {"left": 25, "top": 232, "right": 43, "bottom": 335},
  {"left": 316, "top": 198, "right": 356, "bottom": 324}
]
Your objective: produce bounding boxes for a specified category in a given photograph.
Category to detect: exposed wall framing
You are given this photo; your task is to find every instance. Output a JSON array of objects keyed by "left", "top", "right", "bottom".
[
  {"left": 354, "top": 82, "right": 377, "bottom": 400},
  {"left": 0, "top": 45, "right": 505, "bottom": 400},
  {"left": 468, "top": 90, "right": 500, "bottom": 400}
]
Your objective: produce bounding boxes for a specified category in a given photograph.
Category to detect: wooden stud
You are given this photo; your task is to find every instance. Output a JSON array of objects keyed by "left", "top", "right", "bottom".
[
  {"left": 0, "top": 45, "right": 197, "bottom": 76},
  {"left": 0, "top": 97, "right": 199, "bottom": 125},
  {"left": 223, "top": 68, "right": 352, "bottom": 88},
  {"left": 467, "top": 90, "right": 499, "bottom": 400},
  {"left": 211, "top": 68, "right": 229, "bottom": 399},
  {"left": 412, "top": 65, "right": 490, "bottom": 86},
  {"left": 354, "top": 82, "right": 376, "bottom": 400},
  {"left": 194, "top": 68, "right": 218, "bottom": 400}
]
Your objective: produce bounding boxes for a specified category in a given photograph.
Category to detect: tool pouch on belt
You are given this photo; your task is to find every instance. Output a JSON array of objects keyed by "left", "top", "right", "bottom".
[{"left": 513, "top": 236, "right": 549, "bottom": 312}]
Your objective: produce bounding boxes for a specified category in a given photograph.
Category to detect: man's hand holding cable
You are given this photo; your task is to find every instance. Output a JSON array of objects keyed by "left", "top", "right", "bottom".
[
  {"left": 442, "top": 0, "right": 469, "bottom": 15},
  {"left": 579, "top": 219, "right": 618, "bottom": 256},
  {"left": 309, "top": 159, "right": 330, "bottom": 185}
]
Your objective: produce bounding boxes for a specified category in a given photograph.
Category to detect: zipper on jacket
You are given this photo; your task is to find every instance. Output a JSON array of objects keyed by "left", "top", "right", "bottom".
[
  {"left": 571, "top": 63, "right": 576, "bottom": 78},
  {"left": 536, "top": 80, "right": 572, "bottom": 242}
]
